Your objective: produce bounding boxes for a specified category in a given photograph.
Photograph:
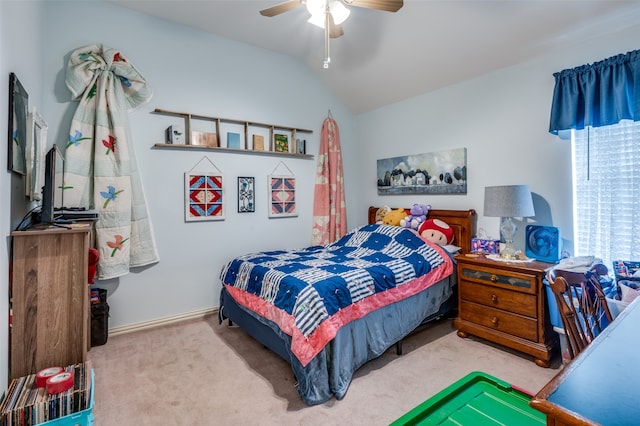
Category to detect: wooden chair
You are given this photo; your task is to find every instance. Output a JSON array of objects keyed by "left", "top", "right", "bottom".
[{"left": 547, "top": 265, "right": 614, "bottom": 360}]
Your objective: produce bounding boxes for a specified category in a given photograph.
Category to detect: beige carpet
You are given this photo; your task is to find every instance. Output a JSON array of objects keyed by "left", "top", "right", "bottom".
[{"left": 88, "top": 315, "right": 561, "bottom": 425}]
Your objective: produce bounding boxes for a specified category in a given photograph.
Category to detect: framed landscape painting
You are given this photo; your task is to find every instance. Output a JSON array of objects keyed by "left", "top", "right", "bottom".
[{"left": 376, "top": 147, "right": 467, "bottom": 195}]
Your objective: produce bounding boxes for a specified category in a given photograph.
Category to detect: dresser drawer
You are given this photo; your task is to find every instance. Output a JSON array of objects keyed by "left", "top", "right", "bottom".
[
  {"left": 459, "top": 301, "right": 538, "bottom": 341},
  {"left": 459, "top": 280, "right": 537, "bottom": 318},
  {"left": 459, "top": 264, "right": 538, "bottom": 295}
]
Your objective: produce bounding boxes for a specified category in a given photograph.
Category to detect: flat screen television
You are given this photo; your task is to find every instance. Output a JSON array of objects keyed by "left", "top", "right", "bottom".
[{"left": 40, "top": 145, "right": 65, "bottom": 223}]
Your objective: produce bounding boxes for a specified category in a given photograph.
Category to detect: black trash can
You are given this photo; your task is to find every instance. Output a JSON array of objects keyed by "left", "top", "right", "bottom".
[{"left": 91, "top": 288, "right": 109, "bottom": 347}]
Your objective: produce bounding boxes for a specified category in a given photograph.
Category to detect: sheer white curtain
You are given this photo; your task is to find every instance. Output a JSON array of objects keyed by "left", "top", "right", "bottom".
[{"left": 572, "top": 120, "right": 640, "bottom": 267}]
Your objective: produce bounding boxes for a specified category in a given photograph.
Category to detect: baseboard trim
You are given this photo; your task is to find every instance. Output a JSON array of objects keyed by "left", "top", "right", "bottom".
[{"left": 108, "top": 307, "right": 218, "bottom": 337}]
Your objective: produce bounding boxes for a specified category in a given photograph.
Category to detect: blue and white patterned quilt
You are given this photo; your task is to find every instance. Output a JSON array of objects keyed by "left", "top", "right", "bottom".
[{"left": 220, "top": 224, "right": 451, "bottom": 366}]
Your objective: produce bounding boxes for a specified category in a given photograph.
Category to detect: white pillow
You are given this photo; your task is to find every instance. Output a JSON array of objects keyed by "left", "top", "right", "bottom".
[{"left": 442, "top": 244, "right": 462, "bottom": 254}]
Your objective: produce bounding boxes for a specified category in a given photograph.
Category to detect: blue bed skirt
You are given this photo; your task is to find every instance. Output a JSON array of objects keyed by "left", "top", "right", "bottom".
[{"left": 219, "top": 272, "right": 457, "bottom": 405}]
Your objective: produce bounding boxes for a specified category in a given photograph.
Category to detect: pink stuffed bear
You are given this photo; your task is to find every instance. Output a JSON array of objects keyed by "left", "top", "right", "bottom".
[{"left": 418, "top": 218, "right": 454, "bottom": 246}]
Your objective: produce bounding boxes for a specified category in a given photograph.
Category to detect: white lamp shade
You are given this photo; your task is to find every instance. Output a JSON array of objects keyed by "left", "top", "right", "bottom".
[{"left": 483, "top": 185, "right": 535, "bottom": 218}]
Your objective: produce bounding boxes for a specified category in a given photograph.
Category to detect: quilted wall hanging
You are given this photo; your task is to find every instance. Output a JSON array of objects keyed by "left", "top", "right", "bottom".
[
  {"left": 269, "top": 161, "right": 297, "bottom": 218},
  {"left": 185, "top": 156, "right": 224, "bottom": 222}
]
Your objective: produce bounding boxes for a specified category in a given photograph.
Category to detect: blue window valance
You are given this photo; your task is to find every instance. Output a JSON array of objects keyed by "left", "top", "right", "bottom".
[{"left": 549, "top": 49, "right": 640, "bottom": 134}]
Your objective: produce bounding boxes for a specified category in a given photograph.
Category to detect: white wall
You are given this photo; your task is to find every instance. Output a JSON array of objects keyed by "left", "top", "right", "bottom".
[
  {"left": 356, "top": 23, "right": 640, "bottom": 254},
  {"left": 38, "top": 1, "right": 355, "bottom": 329}
]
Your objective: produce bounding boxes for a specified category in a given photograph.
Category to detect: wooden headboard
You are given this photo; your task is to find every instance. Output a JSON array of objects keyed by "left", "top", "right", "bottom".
[{"left": 368, "top": 206, "right": 478, "bottom": 253}]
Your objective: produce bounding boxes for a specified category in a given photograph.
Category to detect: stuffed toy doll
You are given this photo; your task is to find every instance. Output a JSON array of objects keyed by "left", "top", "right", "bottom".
[
  {"left": 418, "top": 218, "right": 454, "bottom": 246},
  {"left": 382, "top": 208, "right": 408, "bottom": 227},
  {"left": 400, "top": 203, "right": 431, "bottom": 230}
]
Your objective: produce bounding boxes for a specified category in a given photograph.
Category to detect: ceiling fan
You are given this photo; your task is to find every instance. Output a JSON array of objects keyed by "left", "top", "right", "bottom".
[{"left": 260, "top": 0, "right": 404, "bottom": 68}]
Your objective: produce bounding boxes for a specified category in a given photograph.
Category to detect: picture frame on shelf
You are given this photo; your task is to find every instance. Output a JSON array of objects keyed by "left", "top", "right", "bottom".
[
  {"left": 227, "top": 132, "right": 242, "bottom": 149},
  {"left": 191, "top": 131, "right": 218, "bottom": 147},
  {"left": 274, "top": 133, "right": 289, "bottom": 153},
  {"left": 297, "top": 139, "right": 306, "bottom": 155},
  {"left": 165, "top": 125, "right": 184, "bottom": 144},
  {"left": 252, "top": 134, "right": 265, "bottom": 151},
  {"left": 238, "top": 176, "right": 255, "bottom": 213},
  {"left": 25, "top": 107, "right": 47, "bottom": 201}
]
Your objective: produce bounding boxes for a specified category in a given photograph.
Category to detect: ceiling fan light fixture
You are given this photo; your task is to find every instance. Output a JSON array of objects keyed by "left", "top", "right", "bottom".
[
  {"left": 306, "top": 0, "right": 350, "bottom": 28},
  {"left": 306, "top": 0, "right": 325, "bottom": 16},
  {"left": 307, "top": 12, "right": 326, "bottom": 28},
  {"left": 329, "top": 1, "right": 350, "bottom": 25}
]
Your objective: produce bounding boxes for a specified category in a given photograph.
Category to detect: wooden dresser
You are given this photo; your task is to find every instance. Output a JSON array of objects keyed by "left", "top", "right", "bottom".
[
  {"left": 454, "top": 254, "right": 558, "bottom": 367},
  {"left": 10, "top": 224, "right": 91, "bottom": 379}
]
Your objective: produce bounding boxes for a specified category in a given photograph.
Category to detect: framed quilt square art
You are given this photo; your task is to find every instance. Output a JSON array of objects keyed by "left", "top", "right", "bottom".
[
  {"left": 269, "top": 175, "right": 296, "bottom": 218},
  {"left": 184, "top": 157, "right": 224, "bottom": 222},
  {"left": 266, "top": 161, "right": 296, "bottom": 218}
]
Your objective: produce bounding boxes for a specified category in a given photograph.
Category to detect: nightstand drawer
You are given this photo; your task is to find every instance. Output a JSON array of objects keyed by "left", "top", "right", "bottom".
[
  {"left": 459, "top": 265, "right": 538, "bottom": 294},
  {"left": 459, "top": 280, "right": 537, "bottom": 318},
  {"left": 460, "top": 301, "right": 538, "bottom": 341}
]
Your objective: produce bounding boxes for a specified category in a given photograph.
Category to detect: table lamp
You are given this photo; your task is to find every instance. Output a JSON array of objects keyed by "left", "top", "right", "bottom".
[{"left": 483, "top": 185, "right": 535, "bottom": 259}]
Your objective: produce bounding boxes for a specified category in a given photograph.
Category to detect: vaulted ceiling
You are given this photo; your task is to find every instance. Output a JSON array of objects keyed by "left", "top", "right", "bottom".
[{"left": 107, "top": 0, "right": 640, "bottom": 114}]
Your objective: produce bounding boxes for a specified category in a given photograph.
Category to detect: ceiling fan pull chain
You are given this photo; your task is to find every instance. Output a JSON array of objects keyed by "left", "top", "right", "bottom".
[{"left": 324, "top": 4, "right": 331, "bottom": 68}]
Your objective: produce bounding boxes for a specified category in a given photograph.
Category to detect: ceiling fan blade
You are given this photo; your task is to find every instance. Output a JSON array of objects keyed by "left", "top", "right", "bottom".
[
  {"left": 329, "top": 23, "right": 344, "bottom": 38},
  {"left": 259, "top": 0, "right": 302, "bottom": 17},
  {"left": 328, "top": 16, "right": 344, "bottom": 38},
  {"left": 344, "top": 0, "right": 403, "bottom": 13}
]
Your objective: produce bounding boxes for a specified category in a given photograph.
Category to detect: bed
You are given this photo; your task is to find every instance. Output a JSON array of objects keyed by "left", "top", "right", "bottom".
[{"left": 218, "top": 207, "right": 477, "bottom": 405}]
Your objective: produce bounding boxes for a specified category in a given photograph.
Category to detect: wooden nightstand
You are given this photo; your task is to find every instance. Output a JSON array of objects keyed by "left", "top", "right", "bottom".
[{"left": 454, "top": 254, "right": 558, "bottom": 367}]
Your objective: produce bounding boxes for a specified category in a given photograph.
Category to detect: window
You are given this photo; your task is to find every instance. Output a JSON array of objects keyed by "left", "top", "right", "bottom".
[{"left": 572, "top": 120, "right": 640, "bottom": 267}]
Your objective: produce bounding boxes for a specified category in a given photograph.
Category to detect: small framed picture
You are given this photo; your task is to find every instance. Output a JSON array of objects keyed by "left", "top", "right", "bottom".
[
  {"left": 297, "top": 139, "right": 306, "bottom": 155},
  {"left": 238, "top": 176, "right": 255, "bottom": 213},
  {"left": 274, "top": 133, "right": 289, "bottom": 153}
]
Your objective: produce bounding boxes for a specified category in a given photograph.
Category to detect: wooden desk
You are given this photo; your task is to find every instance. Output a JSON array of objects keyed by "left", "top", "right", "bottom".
[{"left": 530, "top": 296, "right": 640, "bottom": 425}]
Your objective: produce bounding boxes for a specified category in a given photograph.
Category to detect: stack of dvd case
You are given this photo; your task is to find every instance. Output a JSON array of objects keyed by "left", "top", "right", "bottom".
[{"left": 0, "top": 361, "right": 93, "bottom": 425}]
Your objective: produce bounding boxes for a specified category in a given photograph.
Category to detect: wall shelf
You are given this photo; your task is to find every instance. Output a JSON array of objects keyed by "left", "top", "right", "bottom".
[
  {"left": 151, "top": 143, "right": 314, "bottom": 159},
  {"left": 151, "top": 108, "right": 314, "bottom": 159}
]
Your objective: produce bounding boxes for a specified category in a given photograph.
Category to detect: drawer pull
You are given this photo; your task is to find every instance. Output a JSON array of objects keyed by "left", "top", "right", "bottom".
[
  {"left": 490, "top": 274, "right": 498, "bottom": 283},
  {"left": 491, "top": 316, "right": 499, "bottom": 326},
  {"left": 491, "top": 294, "right": 498, "bottom": 303}
]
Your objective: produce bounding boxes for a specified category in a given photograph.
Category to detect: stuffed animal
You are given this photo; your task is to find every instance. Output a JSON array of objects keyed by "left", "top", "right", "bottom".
[
  {"left": 375, "top": 205, "right": 391, "bottom": 224},
  {"left": 88, "top": 248, "right": 100, "bottom": 284},
  {"left": 400, "top": 203, "right": 431, "bottom": 230},
  {"left": 382, "top": 208, "right": 407, "bottom": 227},
  {"left": 418, "top": 218, "right": 454, "bottom": 246}
]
